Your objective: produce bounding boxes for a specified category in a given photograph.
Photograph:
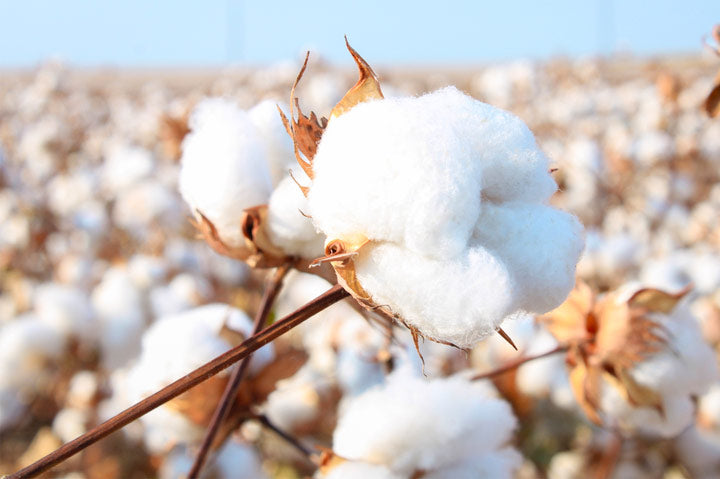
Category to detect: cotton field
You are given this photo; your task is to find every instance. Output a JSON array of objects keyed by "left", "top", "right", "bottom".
[{"left": 2, "top": 41, "right": 720, "bottom": 479}]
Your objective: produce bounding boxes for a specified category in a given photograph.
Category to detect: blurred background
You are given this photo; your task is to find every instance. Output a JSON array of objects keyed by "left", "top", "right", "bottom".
[{"left": 3, "top": 2, "right": 720, "bottom": 479}]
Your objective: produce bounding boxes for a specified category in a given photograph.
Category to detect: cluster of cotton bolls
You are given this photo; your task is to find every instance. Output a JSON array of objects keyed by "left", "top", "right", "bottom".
[{"left": 3, "top": 49, "right": 720, "bottom": 479}]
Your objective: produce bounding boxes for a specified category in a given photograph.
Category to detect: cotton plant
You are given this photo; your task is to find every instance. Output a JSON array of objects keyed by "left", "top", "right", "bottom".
[
  {"left": 315, "top": 372, "right": 522, "bottom": 479},
  {"left": 540, "top": 281, "right": 718, "bottom": 437},
  {"left": 279, "top": 42, "right": 584, "bottom": 350}
]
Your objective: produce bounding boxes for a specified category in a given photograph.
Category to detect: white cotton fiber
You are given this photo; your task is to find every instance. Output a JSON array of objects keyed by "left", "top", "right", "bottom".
[
  {"left": 331, "top": 373, "right": 520, "bottom": 478},
  {"left": 179, "top": 98, "right": 273, "bottom": 247},
  {"left": 266, "top": 176, "right": 324, "bottom": 258},
  {"left": 355, "top": 242, "right": 515, "bottom": 348},
  {"left": 319, "top": 461, "right": 403, "bottom": 479},
  {"left": 248, "top": 99, "right": 295, "bottom": 184},
  {"left": 91, "top": 267, "right": 145, "bottom": 369},
  {"left": 307, "top": 86, "right": 582, "bottom": 348},
  {"left": 310, "top": 87, "right": 556, "bottom": 259},
  {"left": 34, "top": 283, "right": 95, "bottom": 340},
  {"left": 472, "top": 202, "right": 584, "bottom": 313}
]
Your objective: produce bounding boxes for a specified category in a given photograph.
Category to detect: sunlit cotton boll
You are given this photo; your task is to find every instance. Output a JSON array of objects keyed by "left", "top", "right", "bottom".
[
  {"left": 328, "top": 373, "right": 521, "bottom": 478},
  {"left": 307, "top": 87, "right": 583, "bottom": 348},
  {"left": 179, "top": 98, "right": 272, "bottom": 247}
]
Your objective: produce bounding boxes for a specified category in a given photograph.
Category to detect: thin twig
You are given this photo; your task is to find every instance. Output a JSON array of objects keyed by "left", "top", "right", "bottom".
[
  {"left": 8, "top": 284, "right": 350, "bottom": 479},
  {"left": 189, "top": 264, "right": 291, "bottom": 478},
  {"left": 471, "top": 344, "right": 569, "bottom": 381},
  {"left": 256, "top": 413, "right": 314, "bottom": 459}
]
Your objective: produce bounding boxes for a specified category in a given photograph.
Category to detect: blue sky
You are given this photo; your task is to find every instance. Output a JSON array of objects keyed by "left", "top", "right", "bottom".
[{"left": 0, "top": 1, "right": 718, "bottom": 67}]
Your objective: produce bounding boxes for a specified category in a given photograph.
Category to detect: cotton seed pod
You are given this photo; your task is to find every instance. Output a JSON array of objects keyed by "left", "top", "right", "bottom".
[
  {"left": 282, "top": 41, "right": 584, "bottom": 350},
  {"left": 541, "top": 281, "right": 717, "bottom": 435}
]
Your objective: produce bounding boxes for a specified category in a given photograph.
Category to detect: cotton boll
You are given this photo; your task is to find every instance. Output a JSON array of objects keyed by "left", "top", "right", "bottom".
[
  {"left": 33, "top": 283, "right": 94, "bottom": 340},
  {"left": 248, "top": 99, "right": 295, "bottom": 184},
  {"left": 0, "top": 315, "right": 64, "bottom": 391},
  {"left": 101, "top": 142, "right": 154, "bottom": 195},
  {"left": 632, "top": 130, "right": 674, "bottom": 166},
  {"left": 266, "top": 176, "right": 324, "bottom": 259},
  {"left": 91, "top": 267, "right": 145, "bottom": 369},
  {"left": 472, "top": 202, "right": 584, "bottom": 313},
  {"left": 46, "top": 169, "right": 97, "bottom": 218},
  {"left": 331, "top": 374, "right": 520, "bottom": 478},
  {"left": 179, "top": 98, "right": 272, "bottom": 247},
  {"left": 355, "top": 242, "right": 516, "bottom": 349}
]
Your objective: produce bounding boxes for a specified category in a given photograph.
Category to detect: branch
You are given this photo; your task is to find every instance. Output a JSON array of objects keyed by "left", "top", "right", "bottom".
[
  {"left": 256, "top": 413, "right": 314, "bottom": 459},
  {"left": 471, "top": 344, "right": 569, "bottom": 381},
  {"left": 189, "top": 264, "right": 291, "bottom": 478},
  {"left": 8, "top": 284, "right": 350, "bottom": 479}
]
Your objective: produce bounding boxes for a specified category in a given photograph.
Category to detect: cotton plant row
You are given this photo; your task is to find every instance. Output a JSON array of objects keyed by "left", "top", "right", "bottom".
[{"left": 2, "top": 40, "right": 720, "bottom": 478}]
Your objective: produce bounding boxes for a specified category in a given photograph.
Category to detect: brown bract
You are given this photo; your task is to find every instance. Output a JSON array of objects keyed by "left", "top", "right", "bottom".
[
  {"left": 191, "top": 206, "right": 287, "bottom": 268},
  {"left": 540, "top": 281, "right": 689, "bottom": 425},
  {"left": 704, "top": 25, "right": 720, "bottom": 117}
]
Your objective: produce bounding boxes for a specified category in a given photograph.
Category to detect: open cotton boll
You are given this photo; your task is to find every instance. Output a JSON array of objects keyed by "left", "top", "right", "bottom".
[
  {"left": 0, "top": 315, "right": 64, "bottom": 391},
  {"left": 179, "top": 98, "right": 273, "bottom": 247},
  {"left": 101, "top": 142, "right": 154, "bottom": 195},
  {"left": 266, "top": 176, "right": 324, "bottom": 259},
  {"left": 91, "top": 267, "right": 145, "bottom": 369},
  {"left": 331, "top": 373, "right": 520, "bottom": 478},
  {"left": 34, "top": 283, "right": 95, "bottom": 340}
]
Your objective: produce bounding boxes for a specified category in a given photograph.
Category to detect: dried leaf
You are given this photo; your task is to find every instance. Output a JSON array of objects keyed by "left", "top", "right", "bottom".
[
  {"left": 540, "top": 281, "right": 594, "bottom": 343},
  {"left": 329, "top": 37, "right": 384, "bottom": 119},
  {"left": 705, "top": 82, "right": 720, "bottom": 118},
  {"left": 627, "top": 286, "right": 690, "bottom": 314},
  {"left": 569, "top": 363, "right": 602, "bottom": 425},
  {"left": 614, "top": 369, "right": 665, "bottom": 415},
  {"left": 278, "top": 53, "right": 327, "bottom": 182},
  {"left": 192, "top": 207, "right": 287, "bottom": 268},
  {"left": 166, "top": 375, "right": 230, "bottom": 426}
]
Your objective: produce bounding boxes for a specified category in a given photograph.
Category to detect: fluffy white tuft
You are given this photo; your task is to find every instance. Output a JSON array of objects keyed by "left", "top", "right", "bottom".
[
  {"left": 179, "top": 98, "right": 272, "bottom": 247},
  {"left": 331, "top": 373, "right": 521, "bottom": 478}
]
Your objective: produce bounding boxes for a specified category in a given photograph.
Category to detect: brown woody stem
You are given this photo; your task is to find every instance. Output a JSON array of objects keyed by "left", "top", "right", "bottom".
[
  {"left": 471, "top": 344, "right": 569, "bottom": 381},
  {"left": 256, "top": 413, "right": 314, "bottom": 459},
  {"left": 8, "top": 284, "right": 350, "bottom": 479},
  {"left": 188, "top": 264, "right": 291, "bottom": 479}
]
